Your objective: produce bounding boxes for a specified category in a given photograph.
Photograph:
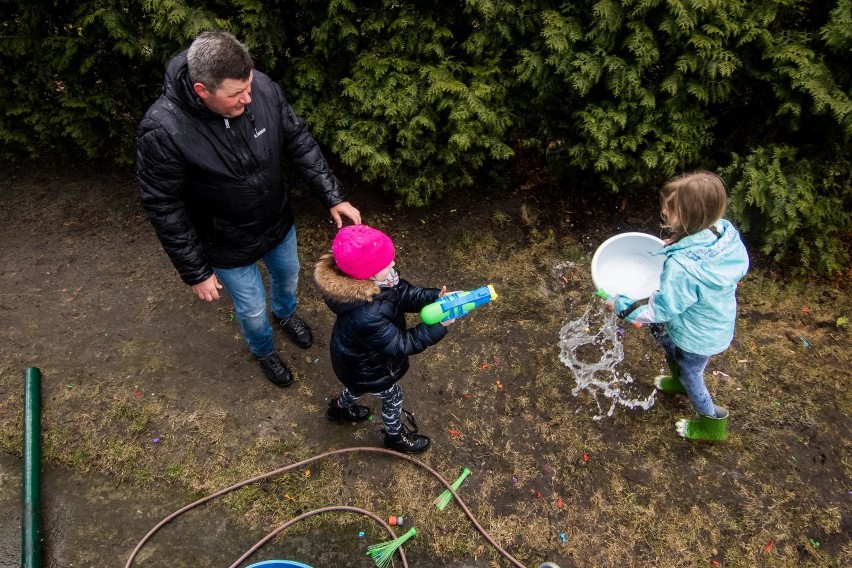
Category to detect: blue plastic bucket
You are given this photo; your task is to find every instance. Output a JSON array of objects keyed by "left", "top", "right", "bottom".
[{"left": 246, "top": 561, "right": 313, "bottom": 568}]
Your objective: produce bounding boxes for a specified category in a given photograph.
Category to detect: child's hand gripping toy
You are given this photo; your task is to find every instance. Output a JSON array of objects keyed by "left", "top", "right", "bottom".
[{"left": 420, "top": 285, "right": 497, "bottom": 325}]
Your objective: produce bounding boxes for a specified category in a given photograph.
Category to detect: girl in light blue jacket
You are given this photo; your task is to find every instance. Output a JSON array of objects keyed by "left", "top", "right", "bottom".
[{"left": 609, "top": 171, "right": 749, "bottom": 441}]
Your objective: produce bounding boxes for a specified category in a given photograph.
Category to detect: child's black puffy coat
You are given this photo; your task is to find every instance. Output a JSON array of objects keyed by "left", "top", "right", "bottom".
[{"left": 313, "top": 254, "right": 447, "bottom": 394}]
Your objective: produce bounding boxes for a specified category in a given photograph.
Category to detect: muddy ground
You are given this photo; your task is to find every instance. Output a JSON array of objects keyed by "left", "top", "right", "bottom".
[{"left": 0, "top": 157, "right": 849, "bottom": 568}]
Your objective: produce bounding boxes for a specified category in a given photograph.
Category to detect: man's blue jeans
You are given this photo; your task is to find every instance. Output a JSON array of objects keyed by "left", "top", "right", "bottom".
[
  {"left": 650, "top": 324, "right": 716, "bottom": 417},
  {"left": 213, "top": 227, "right": 299, "bottom": 356}
]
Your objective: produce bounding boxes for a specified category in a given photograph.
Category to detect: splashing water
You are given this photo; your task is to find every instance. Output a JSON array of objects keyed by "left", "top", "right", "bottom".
[{"left": 558, "top": 300, "right": 657, "bottom": 420}]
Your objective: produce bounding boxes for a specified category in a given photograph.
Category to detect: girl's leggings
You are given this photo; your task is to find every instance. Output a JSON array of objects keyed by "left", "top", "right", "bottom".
[
  {"left": 650, "top": 324, "right": 716, "bottom": 417},
  {"left": 338, "top": 383, "right": 404, "bottom": 435}
]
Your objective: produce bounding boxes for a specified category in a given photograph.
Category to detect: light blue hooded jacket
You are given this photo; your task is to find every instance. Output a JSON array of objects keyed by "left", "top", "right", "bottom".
[{"left": 613, "top": 219, "right": 749, "bottom": 356}]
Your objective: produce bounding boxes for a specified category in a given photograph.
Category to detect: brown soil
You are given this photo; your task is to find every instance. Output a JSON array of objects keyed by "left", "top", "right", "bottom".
[{"left": 0, "top": 156, "right": 849, "bottom": 568}]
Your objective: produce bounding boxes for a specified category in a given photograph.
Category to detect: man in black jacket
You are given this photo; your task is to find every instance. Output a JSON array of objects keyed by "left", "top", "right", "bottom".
[{"left": 137, "top": 31, "right": 360, "bottom": 387}]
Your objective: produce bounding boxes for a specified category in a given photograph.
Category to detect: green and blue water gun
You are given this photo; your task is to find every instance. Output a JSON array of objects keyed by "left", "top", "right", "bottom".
[{"left": 420, "top": 285, "right": 497, "bottom": 324}]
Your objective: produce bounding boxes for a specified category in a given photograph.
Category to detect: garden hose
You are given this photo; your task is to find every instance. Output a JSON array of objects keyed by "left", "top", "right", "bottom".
[{"left": 125, "top": 447, "right": 528, "bottom": 568}]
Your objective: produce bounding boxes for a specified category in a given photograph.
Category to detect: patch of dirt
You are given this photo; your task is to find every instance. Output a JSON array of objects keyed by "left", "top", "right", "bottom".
[{"left": 1, "top": 156, "right": 850, "bottom": 568}]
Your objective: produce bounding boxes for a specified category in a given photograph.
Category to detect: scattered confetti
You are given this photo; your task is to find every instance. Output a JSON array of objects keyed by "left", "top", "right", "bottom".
[
  {"left": 496, "top": 380, "right": 503, "bottom": 390},
  {"left": 358, "top": 531, "right": 365, "bottom": 538},
  {"left": 462, "top": 394, "right": 472, "bottom": 399},
  {"left": 801, "top": 307, "right": 810, "bottom": 313},
  {"left": 152, "top": 436, "right": 160, "bottom": 443},
  {"left": 534, "top": 491, "right": 542, "bottom": 499},
  {"left": 559, "top": 532, "right": 567, "bottom": 544},
  {"left": 774, "top": 401, "right": 781, "bottom": 408},
  {"left": 543, "top": 465, "right": 553, "bottom": 474},
  {"left": 616, "top": 326, "right": 625, "bottom": 338},
  {"left": 134, "top": 391, "right": 142, "bottom": 397},
  {"left": 808, "top": 538, "right": 820, "bottom": 548},
  {"left": 66, "top": 384, "right": 75, "bottom": 389},
  {"left": 447, "top": 429, "right": 462, "bottom": 436},
  {"left": 763, "top": 540, "right": 774, "bottom": 552},
  {"left": 511, "top": 476, "right": 518, "bottom": 484},
  {"left": 712, "top": 370, "right": 730, "bottom": 377},
  {"left": 557, "top": 497, "right": 563, "bottom": 509},
  {"left": 799, "top": 337, "right": 810, "bottom": 348},
  {"left": 481, "top": 362, "right": 489, "bottom": 369},
  {"left": 582, "top": 453, "right": 589, "bottom": 463},
  {"left": 711, "top": 561, "right": 720, "bottom": 566},
  {"left": 305, "top": 469, "right": 311, "bottom": 478}
]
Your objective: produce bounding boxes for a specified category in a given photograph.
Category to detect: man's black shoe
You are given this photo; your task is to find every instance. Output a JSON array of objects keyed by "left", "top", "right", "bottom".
[
  {"left": 326, "top": 396, "right": 371, "bottom": 422},
  {"left": 278, "top": 313, "right": 313, "bottom": 348},
  {"left": 255, "top": 352, "right": 293, "bottom": 387},
  {"left": 384, "top": 431, "right": 431, "bottom": 454}
]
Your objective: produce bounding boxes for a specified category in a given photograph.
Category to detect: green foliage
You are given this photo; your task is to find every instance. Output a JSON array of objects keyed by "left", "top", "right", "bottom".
[
  {"left": 724, "top": 145, "right": 852, "bottom": 276},
  {"left": 284, "top": 0, "right": 514, "bottom": 206},
  {"left": 0, "top": 0, "right": 849, "bottom": 273}
]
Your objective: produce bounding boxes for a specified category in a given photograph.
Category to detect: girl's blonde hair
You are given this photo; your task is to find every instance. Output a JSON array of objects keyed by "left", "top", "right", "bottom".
[{"left": 660, "top": 171, "right": 727, "bottom": 240}]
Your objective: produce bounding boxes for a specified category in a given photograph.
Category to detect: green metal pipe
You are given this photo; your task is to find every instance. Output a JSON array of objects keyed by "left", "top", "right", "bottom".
[{"left": 22, "top": 367, "right": 42, "bottom": 568}]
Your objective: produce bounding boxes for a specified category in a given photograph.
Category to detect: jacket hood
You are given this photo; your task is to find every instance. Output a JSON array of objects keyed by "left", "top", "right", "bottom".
[
  {"left": 314, "top": 253, "right": 380, "bottom": 314},
  {"left": 162, "top": 51, "right": 219, "bottom": 119},
  {"left": 656, "top": 219, "right": 749, "bottom": 290}
]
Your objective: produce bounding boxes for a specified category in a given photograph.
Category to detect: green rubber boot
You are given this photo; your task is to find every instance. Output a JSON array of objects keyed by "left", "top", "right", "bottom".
[
  {"left": 653, "top": 360, "right": 687, "bottom": 395},
  {"left": 675, "top": 405, "right": 729, "bottom": 441}
]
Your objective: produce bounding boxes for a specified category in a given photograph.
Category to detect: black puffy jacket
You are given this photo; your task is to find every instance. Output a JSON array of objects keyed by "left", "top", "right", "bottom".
[
  {"left": 313, "top": 254, "right": 448, "bottom": 394},
  {"left": 137, "top": 51, "right": 346, "bottom": 285}
]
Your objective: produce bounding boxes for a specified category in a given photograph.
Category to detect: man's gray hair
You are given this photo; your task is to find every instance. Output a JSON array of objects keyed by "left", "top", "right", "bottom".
[{"left": 187, "top": 31, "right": 253, "bottom": 91}]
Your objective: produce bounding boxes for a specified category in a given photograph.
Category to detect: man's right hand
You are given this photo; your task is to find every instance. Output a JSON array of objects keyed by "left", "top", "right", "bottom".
[{"left": 191, "top": 274, "right": 223, "bottom": 301}]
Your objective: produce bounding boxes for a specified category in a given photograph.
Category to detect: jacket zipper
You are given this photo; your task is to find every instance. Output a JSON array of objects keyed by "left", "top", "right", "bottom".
[{"left": 224, "top": 118, "right": 250, "bottom": 175}]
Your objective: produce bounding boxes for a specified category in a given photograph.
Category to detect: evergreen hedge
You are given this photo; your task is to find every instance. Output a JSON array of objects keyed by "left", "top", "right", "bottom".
[{"left": 1, "top": 0, "right": 849, "bottom": 275}]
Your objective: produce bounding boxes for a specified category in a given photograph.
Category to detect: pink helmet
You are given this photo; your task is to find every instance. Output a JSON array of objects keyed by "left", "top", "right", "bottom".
[{"left": 332, "top": 225, "right": 395, "bottom": 279}]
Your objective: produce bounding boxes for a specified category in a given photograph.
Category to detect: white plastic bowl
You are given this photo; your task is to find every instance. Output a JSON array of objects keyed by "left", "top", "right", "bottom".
[{"left": 591, "top": 232, "right": 665, "bottom": 299}]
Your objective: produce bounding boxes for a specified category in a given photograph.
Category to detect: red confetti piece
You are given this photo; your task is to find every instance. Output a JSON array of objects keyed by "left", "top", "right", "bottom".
[
  {"left": 557, "top": 497, "right": 563, "bottom": 509},
  {"left": 462, "top": 394, "right": 472, "bottom": 399},
  {"left": 582, "top": 453, "right": 589, "bottom": 462},
  {"left": 801, "top": 307, "right": 810, "bottom": 313},
  {"left": 534, "top": 491, "right": 541, "bottom": 499},
  {"left": 481, "top": 362, "right": 489, "bottom": 369},
  {"left": 447, "top": 429, "right": 462, "bottom": 436},
  {"left": 134, "top": 391, "right": 142, "bottom": 397},
  {"left": 763, "top": 540, "right": 774, "bottom": 552},
  {"left": 711, "top": 561, "right": 720, "bottom": 566}
]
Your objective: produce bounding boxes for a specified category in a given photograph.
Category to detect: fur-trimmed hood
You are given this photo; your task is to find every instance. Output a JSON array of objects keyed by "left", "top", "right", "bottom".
[{"left": 314, "top": 253, "right": 380, "bottom": 309}]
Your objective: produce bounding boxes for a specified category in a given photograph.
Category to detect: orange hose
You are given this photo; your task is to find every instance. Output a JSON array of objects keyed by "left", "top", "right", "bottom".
[{"left": 124, "top": 446, "right": 527, "bottom": 568}]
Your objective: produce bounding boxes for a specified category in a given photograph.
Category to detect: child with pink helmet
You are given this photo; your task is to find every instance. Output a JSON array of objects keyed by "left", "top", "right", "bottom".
[{"left": 313, "top": 225, "right": 453, "bottom": 453}]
